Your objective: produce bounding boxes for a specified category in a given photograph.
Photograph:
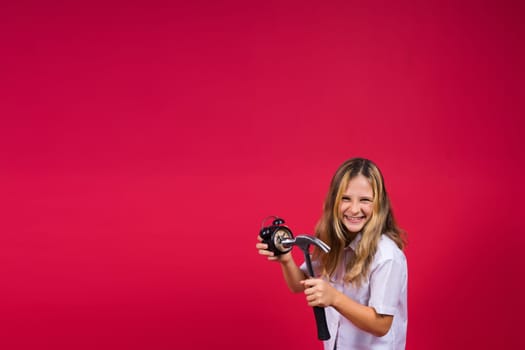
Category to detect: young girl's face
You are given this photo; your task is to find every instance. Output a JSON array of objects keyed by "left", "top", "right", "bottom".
[{"left": 340, "top": 174, "right": 374, "bottom": 233}]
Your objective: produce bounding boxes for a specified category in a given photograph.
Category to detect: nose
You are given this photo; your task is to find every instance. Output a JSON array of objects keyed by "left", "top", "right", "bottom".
[{"left": 348, "top": 200, "right": 360, "bottom": 215}]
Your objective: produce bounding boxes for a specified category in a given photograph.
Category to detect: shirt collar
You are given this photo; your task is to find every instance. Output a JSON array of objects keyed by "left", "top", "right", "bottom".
[{"left": 347, "top": 233, "right": 362, "bottom": 251}]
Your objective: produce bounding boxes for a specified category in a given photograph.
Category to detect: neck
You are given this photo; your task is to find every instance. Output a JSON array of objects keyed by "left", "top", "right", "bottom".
[{"left": 344, "top": 232, "right": 358, "bottom": 246}]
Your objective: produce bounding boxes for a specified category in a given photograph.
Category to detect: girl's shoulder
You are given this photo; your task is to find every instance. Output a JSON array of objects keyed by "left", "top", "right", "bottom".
[{"left": 375, "top": 234, "right": 406, "bottom": 264}]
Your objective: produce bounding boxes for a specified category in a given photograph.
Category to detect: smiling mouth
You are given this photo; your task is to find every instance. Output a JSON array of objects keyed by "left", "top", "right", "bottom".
[{"left": 344, "top": 215, "right": 365, "bottom": 223}]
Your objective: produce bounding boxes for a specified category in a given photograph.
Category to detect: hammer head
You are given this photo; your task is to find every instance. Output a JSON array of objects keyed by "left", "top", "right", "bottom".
[{"left": 281, "top": 235, "right": 330, "bottom": 253}]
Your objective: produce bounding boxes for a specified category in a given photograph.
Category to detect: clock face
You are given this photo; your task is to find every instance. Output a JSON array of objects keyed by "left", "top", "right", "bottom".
[{"left": 273, "top": 228, "right": 293, "bottom": 253}]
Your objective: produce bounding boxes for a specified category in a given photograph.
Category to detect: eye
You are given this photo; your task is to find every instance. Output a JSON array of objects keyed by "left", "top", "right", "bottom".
[
  {"left": 341, "top": 196, "right": 350, "bottom": 202},
  {"left": 361, "top": 198, "right": 372, "bottom": 203}
]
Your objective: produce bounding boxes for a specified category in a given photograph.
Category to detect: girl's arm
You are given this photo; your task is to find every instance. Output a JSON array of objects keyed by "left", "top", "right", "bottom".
[
  {"left": 278, "top": 253, "right": 307, "bottom": 293},
  {"left": 256, "top": 238, "right": 307, "bottom": 293},
  {"left": 302, "top": 279, "right": 393, "bottom": 337},
  {"left": 331, "top": 290, "right": 393, "bottom": 336}
]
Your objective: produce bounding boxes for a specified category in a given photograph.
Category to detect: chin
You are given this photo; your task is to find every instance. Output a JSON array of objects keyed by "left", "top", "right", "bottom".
[
  {"left": 344, "top": 224, "right": 364, "bottom": 233},
  {"left": 343, "top": 219, "right": 366, "bottom": 233}
]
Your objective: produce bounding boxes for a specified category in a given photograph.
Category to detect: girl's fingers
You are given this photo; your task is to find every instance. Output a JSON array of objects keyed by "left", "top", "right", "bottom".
[
  {"left": 255, "top": 242, "right": 268, "bottom": 249},
  {"left": 301, "top": 278, "right": 321, "bottom": 289},
  {"left": 258, "top": 249, "right": 273, "bottom": 256}
]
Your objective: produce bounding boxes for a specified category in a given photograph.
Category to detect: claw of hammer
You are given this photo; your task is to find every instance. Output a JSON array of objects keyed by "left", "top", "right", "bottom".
[{"left": 281, "top": 235, "right": 331, "bottom": 253}]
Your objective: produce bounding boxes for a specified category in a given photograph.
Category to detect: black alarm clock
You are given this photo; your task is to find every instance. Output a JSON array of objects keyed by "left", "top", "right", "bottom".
[{"left": 259, "top": 216, "right": 294, "bottom": 256}]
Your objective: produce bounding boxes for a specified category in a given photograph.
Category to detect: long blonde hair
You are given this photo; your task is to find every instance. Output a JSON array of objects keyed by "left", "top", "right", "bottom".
[{"left": 314, "top": 158, "right": 406, "bottom": 286}]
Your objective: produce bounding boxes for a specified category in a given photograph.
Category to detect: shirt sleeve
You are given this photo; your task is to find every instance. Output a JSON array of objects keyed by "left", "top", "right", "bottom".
[
  {"left": 368, "top": 257, "right": 407, "bottom": 316},
  {"left": 299, "top": 258, "right": 322, "bottom": 278}
]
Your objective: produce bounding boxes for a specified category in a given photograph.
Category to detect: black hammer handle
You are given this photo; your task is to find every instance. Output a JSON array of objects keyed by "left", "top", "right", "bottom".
[
  {"left": 303, "top": 252, "right": 331, "bottom": 341},
  {"left": 313, "top": 306, "right": 330, "bottom": 340}
]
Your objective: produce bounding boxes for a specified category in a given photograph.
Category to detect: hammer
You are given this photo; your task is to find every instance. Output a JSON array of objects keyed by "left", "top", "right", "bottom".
[{"left": 282, "top": 235, "right": 331, "bottom": 341}]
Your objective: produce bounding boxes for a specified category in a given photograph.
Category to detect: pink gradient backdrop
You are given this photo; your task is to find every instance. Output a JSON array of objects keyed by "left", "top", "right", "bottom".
[{"left": 1, "top": 1, "right": 524, "bottom": 349}]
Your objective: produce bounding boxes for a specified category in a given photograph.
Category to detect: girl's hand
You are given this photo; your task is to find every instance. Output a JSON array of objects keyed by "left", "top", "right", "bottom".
[
  {"left": 301, "top": 278, "right": 339, "bottom": 307},
  {"left": 256, "top": 236, "right": 292, "bottom": 263}
]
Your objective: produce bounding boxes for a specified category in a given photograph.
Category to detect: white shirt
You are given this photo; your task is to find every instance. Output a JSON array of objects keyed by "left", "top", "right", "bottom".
[{"left": 301, "top": 234, "right": 408, "bottom": 350}]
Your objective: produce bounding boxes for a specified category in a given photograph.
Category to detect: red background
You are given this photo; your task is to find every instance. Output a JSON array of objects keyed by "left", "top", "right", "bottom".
[{"left": 1, "top": 1, "right": 524, "bottom": 349}]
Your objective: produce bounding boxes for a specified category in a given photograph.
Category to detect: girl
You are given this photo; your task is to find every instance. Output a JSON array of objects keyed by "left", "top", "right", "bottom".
[{"left": 256, "top": 158, "right": 408, "bottom": 350}]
